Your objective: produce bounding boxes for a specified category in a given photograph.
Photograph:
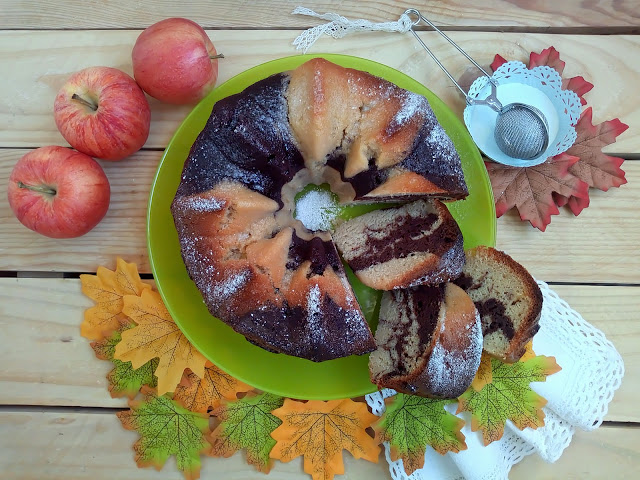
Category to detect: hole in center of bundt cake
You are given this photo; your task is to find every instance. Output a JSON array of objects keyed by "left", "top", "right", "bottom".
[{"left": 293, "top": 184, "right": 341, "bottom": 232}]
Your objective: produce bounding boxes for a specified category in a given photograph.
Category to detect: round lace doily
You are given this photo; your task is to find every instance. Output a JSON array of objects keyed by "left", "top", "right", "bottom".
[
  {"left": 365, "top": 280, "right": 624, "bottom": 480},
  {"left": 464, "top": 62, "right": 581, "bottom": 167}
]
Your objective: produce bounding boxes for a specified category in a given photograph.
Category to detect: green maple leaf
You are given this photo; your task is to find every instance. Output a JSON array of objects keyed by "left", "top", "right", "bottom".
[
  {"left": 91, "top": 324, "right": 158, "bottom": 398},
  {"left": 208, "top": 392, "right": 284, "bottom": 473},
  {"left": 372, "top": 394, "right": 466, "bottom": 475},
  {"left": 457, "top": 355, "right": 561, "bottom": 446},
  {"left": 117, "top": 387, "right": 211, "bottom": 480}
]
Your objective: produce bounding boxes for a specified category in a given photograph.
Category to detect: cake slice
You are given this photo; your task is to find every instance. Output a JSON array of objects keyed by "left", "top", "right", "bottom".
[
  {"left": 332, "top": 199, "right": 465, "bottom": 290},
  {"left": 454, "top": 246, "right": 543, "bottom": 363},
  {"left": 369, "top": 282, "right": 482, "bottom": 399}
]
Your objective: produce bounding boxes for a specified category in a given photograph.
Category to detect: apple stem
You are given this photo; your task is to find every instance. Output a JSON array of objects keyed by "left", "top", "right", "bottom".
[
  {"left": 18, "top": 181, "right": 57, "bottom": 196},
  {"left": 210, "top": 53, "right": 224, "bottom": 60},
  {"left": 71, "top": 93, "right": 98, "bottom": 111}
]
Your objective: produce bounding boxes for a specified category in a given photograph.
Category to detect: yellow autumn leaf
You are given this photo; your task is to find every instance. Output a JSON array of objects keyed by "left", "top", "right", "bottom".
[
  {"left": 471, "top": 352, "right": 494, "bottom": 392},
  {"left": 115, "top": 289, "right": 207, "bottom": 395},
  {"left": 520, "top": 341, "right": 536, "bottom": 361},
  {"left": 270, "top": 398, "right": 380, "bottom": 480},
  {"left": 471, "top": 343, "right": 537, "bottom": 393},
  {"left": 80, "top": 258, "right": 151, "bottom": 340},
  {"left": 174, "top": 362, "right": 253, "bottom": 414}
]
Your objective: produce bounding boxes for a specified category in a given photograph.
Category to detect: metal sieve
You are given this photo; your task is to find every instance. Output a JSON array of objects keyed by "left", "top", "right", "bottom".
[{"left": 404, "top": 9, "right": 550, "bottom": 161}]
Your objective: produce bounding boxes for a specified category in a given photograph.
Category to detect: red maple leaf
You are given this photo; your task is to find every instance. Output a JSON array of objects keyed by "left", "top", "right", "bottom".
[
  {"left": 485, "top": 154, "right": 589, "bottom": 231},
  {"left": 490, "top": 54, "right": 507, "bottom": 72},
  {"left": 528, "top": 46, "right": 565, "bottom": 72},
  {"left": 554, "top": 107, "right": 629, "bottom": 215}
]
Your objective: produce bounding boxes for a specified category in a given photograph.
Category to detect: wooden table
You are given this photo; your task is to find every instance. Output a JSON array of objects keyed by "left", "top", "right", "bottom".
[{"left": 1, "top": 1, "right": 638, "bottom": 478}]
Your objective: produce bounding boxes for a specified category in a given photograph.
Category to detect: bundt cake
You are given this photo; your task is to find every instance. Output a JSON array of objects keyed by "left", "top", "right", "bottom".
[
  {"left": 171, "top": 57, "right": 469, "bottom": 362},
  {"left": 369, "top": 282, "right": 482, "bottom": 398},
  {"left": 454, "top": 246, "right": 543, "bottom": 363},
  {"left": 333, "top": 199, "right": 465, "bottom": 290}
]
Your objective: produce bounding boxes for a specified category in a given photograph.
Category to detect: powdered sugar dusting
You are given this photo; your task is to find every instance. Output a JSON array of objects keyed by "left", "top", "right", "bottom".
[
  {"left": 295, "top": 188, "right": 340, "bottom": 231},
  {"left": 426, "top": 311, "right": 483, "bottom": 398},
  {"left": 306, "top": 284, "right": 325, "bottom": 342},
  {"left": 211, "top": 270, "right": 250, "bottom": 300},
  {"left": 393, "top": 92, "right": 427, "bottom": 126},
  {"left": 177, "top": 195, "right": 224, "bottom": 213}
]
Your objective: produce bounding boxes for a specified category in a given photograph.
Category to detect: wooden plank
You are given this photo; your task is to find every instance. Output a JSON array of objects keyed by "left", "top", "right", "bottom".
[
  {"left": 0, "top": 30, "right": 638, "bottom": 152},
  {"left": 0, "top": 409, "right": 637, "bottom": 479},
  {"left": 548, "top": 285, "right": 640, "bottom": 424},
  {"left": 2, "top": 147, "right": 638, "bottom": 282},
  {"left": 0, "top": 409, "right": 388, "bottom": 479},
  {"left": 0, "top": 149, "right": 155, "bottom": 273},
  {"left": 0, "top": 277, "right": 127, "bottom": 408},
  {"left": 2, "top": 0, "right": 639, "bottom": 30},
  {"left": 496, "top": 160, "right": 640, "bottom": 284},
  {"left": 1, "top": 279, "right": 637, "bottom": 423}
]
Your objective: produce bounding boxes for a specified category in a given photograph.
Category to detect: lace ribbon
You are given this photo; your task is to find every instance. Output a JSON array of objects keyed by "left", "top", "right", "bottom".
[
  {"left": 292, "top": 6, "right": 413, "bottom": 53},
  {"left": 365, "top": 280, "right": 624, "bottom": 480}
]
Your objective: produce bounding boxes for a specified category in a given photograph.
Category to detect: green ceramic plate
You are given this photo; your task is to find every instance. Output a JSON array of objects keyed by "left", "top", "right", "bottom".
[{"left": 147, "top": 54, "right": 496, "bottom": 400}]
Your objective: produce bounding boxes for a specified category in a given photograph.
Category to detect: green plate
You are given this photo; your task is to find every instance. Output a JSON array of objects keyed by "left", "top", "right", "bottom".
[{"left": 147, "top": 54, "right": 496, "bottom": 400}]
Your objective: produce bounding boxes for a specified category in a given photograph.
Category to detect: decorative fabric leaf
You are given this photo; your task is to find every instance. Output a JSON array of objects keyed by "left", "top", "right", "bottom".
[
  {"left": 117, "top": 387, "right": 211, "bottom": 480},
  {"left": 528, "top": 46, "right": 565, "bottom": 73},
  {"left": 565, "top": 108, "right": 629, "bottom": 190},
  {"left": 485, "top": 153, "right": 589, "bottom": 231},
  {"left": 471, "top": 343, "right": 536, "bottom": 392},
  {"left": 550, "top": 109, "right": 628, "bottom": 215},
  {"left": 270, "top": 398, "right": 380, "bottom": 480},
  {"left": 457, "top": 355, "right": 562, "bottom": 445},
  {"left": 563, "top": 75, "right": 594, "bottom": 106},
  {"left": 114, "top": 289, "right": 207, "bottom": 395},
  {"left": 90, "top": 323, "right": 158, "bottom": 398},
  {"left": 471, "top": 352, "right": 493, "bottom": 392},
  {"left": 208, "top": 392, "right": 284, "bottom": 473},
  {"left": 520, "top": 341, "right": 536, "bottom": 361},
  {"left": 490, "top": 54, "right": 507, "bottom": 71},
  {"left": 80, "top": 257, "right": 151, "bottom": 340},
  {"left": 174, "top": 361, "right": 252, "bottom": 414},
  {"left": 527, "top": 46, "right": 594, "bottom": 105},
  {"left": 372, "top": 394, "right": 466, "bottom": 476}
]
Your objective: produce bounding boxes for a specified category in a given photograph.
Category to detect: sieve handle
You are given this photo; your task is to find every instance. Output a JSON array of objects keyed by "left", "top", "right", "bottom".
[{"left": 404, "top": 8, "right": 501, "bottom": 111}]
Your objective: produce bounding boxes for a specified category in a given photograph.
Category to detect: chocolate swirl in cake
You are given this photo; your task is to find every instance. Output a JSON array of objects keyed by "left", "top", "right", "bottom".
[
  {"left": 333, "top": 199, "right": 465, "bottom": 290},
  {"left": 369, "top": 282, "right": 482, "bottom": 398},
  {"left": 454, "top": 246, "right": 543, "bottom": 363}
]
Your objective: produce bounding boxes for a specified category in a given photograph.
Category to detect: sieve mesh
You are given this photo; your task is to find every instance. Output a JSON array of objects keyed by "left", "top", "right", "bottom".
[{"left": 494, "top": 105, "right": 548, "bottom": 160}]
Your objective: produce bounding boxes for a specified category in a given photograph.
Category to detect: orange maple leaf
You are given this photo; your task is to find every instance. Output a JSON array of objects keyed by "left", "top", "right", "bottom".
[
  {"left": 80, "top": 258, "right": 151, "bottom": 340},
  {"left": 270, "top": 398, "right": 380, "bottom": 480},
  {"left": 174, "top": 362, "right": 253, "bottom": 414},
  {"left": 114, "top": 289, "right": 207, "bottom": 395}
]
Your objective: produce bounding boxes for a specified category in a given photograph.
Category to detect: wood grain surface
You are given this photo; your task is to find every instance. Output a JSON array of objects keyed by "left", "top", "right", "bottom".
[
  {"left": 1, "top": 279, "right": 636, "bottom": 422},
  {"left": 2, "top": 0, "right": 639, "bottom": 30},
  {"left": 0, "top": 409, "right": 637, "bottom": 479},
  {"left": 0, "top": 31, "right": 637, "bottom": 152},
  {"left": 1, "top": 149, "right": 637, "bottom": 283},
  {"left": 1, "top": 2, "right": 638, "bottom": 477}
]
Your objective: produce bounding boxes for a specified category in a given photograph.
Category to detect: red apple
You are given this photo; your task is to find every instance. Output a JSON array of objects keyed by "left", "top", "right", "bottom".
[
  {"left": 54, "top": 66, "right": 151, "bottom": 161},
  {"left": 7, "top": 146, "right": 111, "bottom": 238},
  {"left": 132, "top": 18, "right": 222, "bottom": 104}
]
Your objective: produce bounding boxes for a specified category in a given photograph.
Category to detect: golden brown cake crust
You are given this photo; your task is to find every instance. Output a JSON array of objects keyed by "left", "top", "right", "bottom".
[
  {"left": 454, "top": 246, "right": 543, "bottom": 363},
  {"left": 171, "top": 58, "right": 471, "bottom": 362}
]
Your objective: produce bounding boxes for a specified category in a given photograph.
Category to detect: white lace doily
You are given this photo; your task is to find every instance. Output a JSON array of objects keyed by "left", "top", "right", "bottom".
[
  {"left": 365, "top": 280, "right": 624, "bottom": 480},
  {"left": 464, "top": 62, "right": 581, "bottom": 167}
]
